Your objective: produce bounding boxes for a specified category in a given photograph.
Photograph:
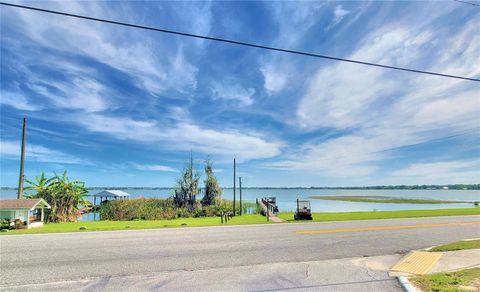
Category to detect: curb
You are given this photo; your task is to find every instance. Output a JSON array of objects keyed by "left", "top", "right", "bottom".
[{"left": 397, "top": 276, "right": 418, "bottom": 292}]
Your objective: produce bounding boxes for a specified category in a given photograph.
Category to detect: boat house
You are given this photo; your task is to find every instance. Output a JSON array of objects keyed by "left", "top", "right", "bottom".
[
  {"left": 93, "top": 190, "right": 130, "bottom": 204},
  {"left": 0, "top": 199, "right": 51, "bottom": 229}
]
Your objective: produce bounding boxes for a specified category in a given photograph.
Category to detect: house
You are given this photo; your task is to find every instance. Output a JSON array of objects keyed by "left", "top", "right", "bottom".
[{"left": 0, "top": 199, "right": 51, "bottom": 229}]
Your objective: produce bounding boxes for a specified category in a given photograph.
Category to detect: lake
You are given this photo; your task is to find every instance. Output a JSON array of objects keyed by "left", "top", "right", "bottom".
[{"left": 1, "top": 188, "right": 478, "bottom": 213}]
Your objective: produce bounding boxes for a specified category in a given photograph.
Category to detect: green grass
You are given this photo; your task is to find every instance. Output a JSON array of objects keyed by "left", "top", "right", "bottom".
[
  {"left": 430, "top": 240, "right": 480, "bottom": 252},
  {"left": 310, "top": 195, "right": 466, "bottom": 204},
  {"left": 0, "top": 214, "right": 271, "bottom": 235},
  {"left": 278, "top": 207, "right": 480, "bottom": 222},
  {"left": 3, "top": 207, "right": 479, "bottom": 235},
  {"left": 411, "top": 268, "right": 480, "bottom": 292}
]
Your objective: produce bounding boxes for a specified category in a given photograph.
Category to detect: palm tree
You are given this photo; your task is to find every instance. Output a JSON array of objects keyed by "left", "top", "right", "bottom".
[
  {"left": 25, "top": 171, "right": 91, "bottom": 222},
  {"left": 25, "top": 172, "right": 53, "bottom": 195}
]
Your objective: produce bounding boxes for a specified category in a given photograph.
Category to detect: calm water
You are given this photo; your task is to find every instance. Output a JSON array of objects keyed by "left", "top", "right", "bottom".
[{"left": 2, "top": 188, "right": 478, "bottom": 214}]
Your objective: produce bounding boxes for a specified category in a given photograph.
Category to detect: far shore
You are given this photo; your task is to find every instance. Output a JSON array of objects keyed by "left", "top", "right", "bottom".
[{"left": 309, "top": 195, "right": 475, "bottom": 204}]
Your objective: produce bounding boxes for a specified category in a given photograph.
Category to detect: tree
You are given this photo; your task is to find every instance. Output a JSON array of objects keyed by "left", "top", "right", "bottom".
[
  {"left": 25, "top": 172, "right": 53, "bottom": 196},
  {"left": 201, "top": 159, "right": 222, "bottom": 206},
  {"left": 173, "top": 155, "right": 200, "bottom": 209},
  {"left": 25, "top": 171, "right": 91, "bottom": 222}
]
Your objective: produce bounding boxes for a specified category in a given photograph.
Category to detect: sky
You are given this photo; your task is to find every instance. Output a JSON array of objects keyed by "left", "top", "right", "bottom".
[{"left": 1, "top": 1, "right": 479, "bottom": 187}]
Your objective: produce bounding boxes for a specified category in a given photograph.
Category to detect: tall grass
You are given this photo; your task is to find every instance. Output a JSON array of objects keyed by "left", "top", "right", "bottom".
[{"left": 99, "top": 198, "right": 259, "bottom": 221}]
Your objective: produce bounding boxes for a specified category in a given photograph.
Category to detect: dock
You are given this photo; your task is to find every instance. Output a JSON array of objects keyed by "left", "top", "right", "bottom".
[{"left": 257, "top": 197, "right": 284, "bottom": 223}]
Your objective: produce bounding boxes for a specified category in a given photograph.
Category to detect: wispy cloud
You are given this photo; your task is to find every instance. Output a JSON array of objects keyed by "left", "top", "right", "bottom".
[
  {"left": 211, "top": 82, "right": 255, "bottom": 106},
  {"left": 8, "top": 1, "right": 199, "bottom": 95},
  {"left": 389, "top": 160, "right": 480, "bottom": 184},
  {"left": 0, "top": 92, "right": 43, "bottom": 111},
  {"left": 72, "top": 111, "right": 282, "bottom": 161},
  {"left": 1, "top": 1, "right": 478, "bottom": 186},
  {"left": 326, "top": 5, "right": 350, "bottom": 29},
  {"left": 131, "top": 163, "right": 176, "bottom": 172},
  {"left": 0, "top": 140, "right": 89, "bottom": 165},
  {"left": 274, "top": 16, "right": 480, "bottom": 178},
  {"left": 260, "top": 63, "right": 289, "bottom": 95}
]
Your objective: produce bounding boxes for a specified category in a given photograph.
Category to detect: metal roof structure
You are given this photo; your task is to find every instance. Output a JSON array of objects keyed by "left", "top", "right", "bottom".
[
  {"left": 93, "top": 190, "right": 131, "bottom": 198},
  {"left": 0, "top": 198, "right": 51, "bottom": 210}
]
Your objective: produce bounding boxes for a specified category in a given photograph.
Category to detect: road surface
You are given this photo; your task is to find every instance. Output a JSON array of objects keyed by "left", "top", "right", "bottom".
[{"left": 1, "top": 215, "right": 479, "bottom": 291}]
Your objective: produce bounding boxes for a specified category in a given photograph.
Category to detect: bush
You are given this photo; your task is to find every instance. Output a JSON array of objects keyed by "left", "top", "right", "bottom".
[
  {"left": 99, "top": 198, "right": 178, "bottom": 221},
  {"left": 0, "top": 219, "right": 11, "bottom": 230},
  {"left": 98, "top": 198, "right": 259, "bottom": 221}
]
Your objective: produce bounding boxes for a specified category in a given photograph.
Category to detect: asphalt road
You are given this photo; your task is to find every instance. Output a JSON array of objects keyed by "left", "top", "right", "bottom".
[{"left": 1, "top": 215, "right": 479, "bottom": 291}]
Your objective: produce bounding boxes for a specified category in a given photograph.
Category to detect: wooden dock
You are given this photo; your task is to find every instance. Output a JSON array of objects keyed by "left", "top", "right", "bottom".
[{"left": 257, "top": 198, "right": 284, "bottom": 223}]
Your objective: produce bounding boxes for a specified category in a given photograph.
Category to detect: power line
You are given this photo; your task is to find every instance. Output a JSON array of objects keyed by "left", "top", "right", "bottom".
[
  {"left": 453, "top": 0, "right": 480, "bottom": 7},
  {"left": 1, "top": 1, "right": 479, "bottom": 82}
]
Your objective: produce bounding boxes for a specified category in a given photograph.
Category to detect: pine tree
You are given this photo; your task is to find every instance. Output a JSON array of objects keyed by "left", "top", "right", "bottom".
[
  {"left": 174, "top": 154, "right": 200, "bottom": 209},
  {"left": 201, "top": 159, "right": 222, "bottom": 206}
]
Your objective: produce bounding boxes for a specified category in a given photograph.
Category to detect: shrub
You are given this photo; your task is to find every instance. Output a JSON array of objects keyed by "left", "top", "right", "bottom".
[
  {"left": 98, "top": 198, "right": 259, "bottom": 221},
  {"left": 100, "top": 198, "right": 178, "bottom": 221},
  {"left": 0, "top": 219, "right": 11, "bottom": 230}
]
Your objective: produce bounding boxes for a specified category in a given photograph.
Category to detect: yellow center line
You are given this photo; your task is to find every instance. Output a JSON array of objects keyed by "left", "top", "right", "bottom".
[{"left": 296, "top": 221, "right": 480, "bottom": 235}]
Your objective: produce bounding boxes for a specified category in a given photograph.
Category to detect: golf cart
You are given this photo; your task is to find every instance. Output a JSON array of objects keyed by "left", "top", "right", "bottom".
[{"left": 294, "top": 198, "right": 312, "bottom": 220}]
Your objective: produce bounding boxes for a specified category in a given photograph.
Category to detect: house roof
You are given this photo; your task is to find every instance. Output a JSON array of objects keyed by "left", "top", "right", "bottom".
[
  {"left": 0, "top": 199, "right": 51, "bottom": 210},
  {"left": 93, "top": 190, "right": 131, "bottom": 198}
]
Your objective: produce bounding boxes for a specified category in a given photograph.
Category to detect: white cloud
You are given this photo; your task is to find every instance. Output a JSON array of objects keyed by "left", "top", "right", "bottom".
[
  {"left": 259, "top": 3, "right": 326, "bottom": 95},
  {"left": 269, "top": 134, "right": 396, "bottom": 177},
  {"left": 260, "top": 64, "right": 289, "bottom": 95},
  {"left": 10, "top": 1, "right": 198, "bottom": 95},
  {"left": 332, "top": 5, "right": 350, "bottom": 26},
  {"left": 73, "top": 112, "right": 282, "bottom": 161},
  {"left": 412, "top": 90, "right": 479, "bottom": 129},
  {"left": 0, "top": 92, "right": 43, "bottom": 111},
  {"left": 270, "top": 2, "right": 326, "bottom": 46},
  {"left": 30, "top": 76, "right": 109, "bottom": 112},
  {"left": 389, "top": 160, "right": 480, "bottom": 184},
  {"left": 276, "top": 17, "right": 480, "bottom": 178},
  {"left": 131, "top": 163, "right": 176, "bottom": 172},
  {"left": 0, "top": 140, "right": 88, "bottom": 164},
  {"left": 211, "top": 82, "right": 255, "bottom": 106}
]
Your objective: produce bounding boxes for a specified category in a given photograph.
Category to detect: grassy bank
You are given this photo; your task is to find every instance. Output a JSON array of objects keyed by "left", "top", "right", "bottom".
[
  {"left": 430, "top": 239, "right": 480, "bottom": 252},
  {"left": 310, "top": 195, "right": 466, "bottom": 204},
  {"left": 278, "top": 207, "right": 480, "bottom": 222},
  {"left": 0, "top": 214, "right": 270, "bottom": 235},
  {"left": 411, "top": 268, "right": 480, "bottom": 292}
]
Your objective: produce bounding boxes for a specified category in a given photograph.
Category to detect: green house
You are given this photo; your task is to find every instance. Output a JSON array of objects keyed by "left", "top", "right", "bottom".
[{"left": 0, "top": 199, "right": 51, "bottom": 229}]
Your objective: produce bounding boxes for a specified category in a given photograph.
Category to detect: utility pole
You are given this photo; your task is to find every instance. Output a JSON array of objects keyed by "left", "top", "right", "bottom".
[
  {"left": 17, "top": 117, "right": 26, "bottom": 199},
  {"left": 189, "top": 152, "right": 194, "bottom": 208},
  {"left": 239, "top": 177, "right": 242, "bottom": 216},
  {"left": 233, "top": 158, "right": 236, "bottom": 216}
]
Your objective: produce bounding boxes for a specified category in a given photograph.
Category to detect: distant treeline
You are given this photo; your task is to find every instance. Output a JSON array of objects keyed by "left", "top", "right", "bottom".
[
  {"left": 2, "top": 184, "right": 479, "bottom": 190},
  {"left": 322, "top": 184, "right": 480, "bottom": 190}
]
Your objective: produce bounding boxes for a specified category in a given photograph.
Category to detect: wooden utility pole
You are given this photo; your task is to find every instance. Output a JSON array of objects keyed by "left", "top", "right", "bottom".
[
  {"left": 17, "top": 117, "right": 26, "bottom": 199},
  {"left": 189, "top": 152, "right": 194, "bottom": 208},
  {"left": 239, "top": 177, "right": 242, "bottom": 216},
  {"left": 233, "top": 158, "right": 236, "bottom": 216}
]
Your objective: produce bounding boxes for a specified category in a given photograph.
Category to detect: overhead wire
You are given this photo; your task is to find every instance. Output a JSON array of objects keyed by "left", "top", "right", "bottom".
[
  {"left": 0, "top": 2, "right": 479, "bottom": 82},
  {"left": 453, "top": 0, "right": 480, "bottom": 7}
]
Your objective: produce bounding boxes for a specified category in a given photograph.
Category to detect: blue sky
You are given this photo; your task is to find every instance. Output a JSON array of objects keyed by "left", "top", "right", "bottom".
[{"left": 1, "top": 1, "right": 479, "bottom": 187}]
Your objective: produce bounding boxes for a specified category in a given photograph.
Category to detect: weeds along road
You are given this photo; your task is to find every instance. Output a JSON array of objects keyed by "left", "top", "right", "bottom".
[{"left": 1, "top": 215, "right": 479, "bottom": 290}]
